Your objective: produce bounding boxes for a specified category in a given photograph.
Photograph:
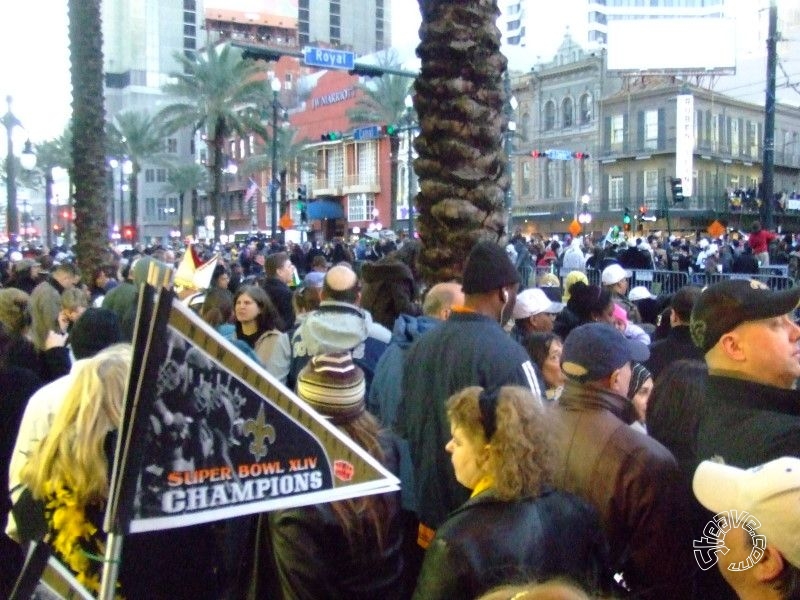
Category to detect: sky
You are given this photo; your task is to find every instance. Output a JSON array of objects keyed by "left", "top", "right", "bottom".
[{"left": 0, "top": 0, "right": 796, "bottom": 150}]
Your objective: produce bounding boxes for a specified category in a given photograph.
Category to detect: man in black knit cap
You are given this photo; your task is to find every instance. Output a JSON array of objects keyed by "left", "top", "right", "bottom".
[{"left": 397, "top": 240, "right": 543, "bottom": 546}]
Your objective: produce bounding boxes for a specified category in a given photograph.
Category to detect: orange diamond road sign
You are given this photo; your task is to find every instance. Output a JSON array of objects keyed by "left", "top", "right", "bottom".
[
  {"left": 568, "top": 219, "right": 582, "bottom": 237},
  {"left": 707, "top": 220, "right": 725, "bottom": 238},
  {"left": 279, "top": 214, "right": 295, "bottom": 229}
]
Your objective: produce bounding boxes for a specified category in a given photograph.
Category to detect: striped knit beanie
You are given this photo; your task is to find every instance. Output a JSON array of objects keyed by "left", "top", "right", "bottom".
[{"left": 296, "top": 352, "right": 365, "bottom": 423}]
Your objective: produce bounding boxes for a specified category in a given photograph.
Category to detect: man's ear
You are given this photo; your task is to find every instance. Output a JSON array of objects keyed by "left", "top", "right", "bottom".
[
  {"left": 752, "top": 543, "right": 785, "bottom": 584},
  {"left": 718, "top": 331, "right": 746, "bottom": 362}
]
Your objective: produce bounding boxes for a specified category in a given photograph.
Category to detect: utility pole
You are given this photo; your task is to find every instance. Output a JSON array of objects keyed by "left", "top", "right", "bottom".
[{"left": 762, "top": 0, "right": 778, "bottom": 230}]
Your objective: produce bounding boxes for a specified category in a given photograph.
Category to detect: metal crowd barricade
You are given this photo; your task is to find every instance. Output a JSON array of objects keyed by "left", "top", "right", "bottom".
[
  {"left": 703, "top": 272, "right": 796, "bottom": 290},
  {"left": 525, "top": 264, "right": 794, "bottom": 297}
]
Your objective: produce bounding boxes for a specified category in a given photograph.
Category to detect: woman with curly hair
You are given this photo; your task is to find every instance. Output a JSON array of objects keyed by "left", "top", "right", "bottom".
[{"left": 412, "top": 385, "right": 610, "bottom": 600}]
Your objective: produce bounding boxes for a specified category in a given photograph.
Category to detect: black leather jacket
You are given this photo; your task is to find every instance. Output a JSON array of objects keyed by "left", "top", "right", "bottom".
[{"left": 412, "top": 488, "right": 611, "bottom": 600}]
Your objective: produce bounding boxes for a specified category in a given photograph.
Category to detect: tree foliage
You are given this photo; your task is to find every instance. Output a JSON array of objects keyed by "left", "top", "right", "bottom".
[
  {"left": 158, "top": 43, "right": 272, "bottom": 241},
  {"left": 109, "top": 111, "right": 164, "bottom": 235},
  {"left": 161, "top": 162, "right": 207, "bottom": 239}
]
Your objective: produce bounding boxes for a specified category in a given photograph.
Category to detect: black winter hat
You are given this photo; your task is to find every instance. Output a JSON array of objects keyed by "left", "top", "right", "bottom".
[
  {"left": 462, "top": 241, "right": 520, "bottom": 294},
  {"left": 69, "top": 308, "right": 123, "bottom": 359}
]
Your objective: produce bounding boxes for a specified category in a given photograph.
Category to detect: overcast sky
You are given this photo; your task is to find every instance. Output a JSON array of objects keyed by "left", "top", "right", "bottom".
[{"left": 0, "top": 0, "right": 795, "bottom": 148}]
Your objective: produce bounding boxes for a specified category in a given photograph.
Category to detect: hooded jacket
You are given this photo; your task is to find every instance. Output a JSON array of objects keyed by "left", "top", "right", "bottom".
[
  {"left": 288, "top": 300, "right": 391, "bottom": 393},
  {"left": 369, "top": 313, "right": 442, "bottom": 511}
]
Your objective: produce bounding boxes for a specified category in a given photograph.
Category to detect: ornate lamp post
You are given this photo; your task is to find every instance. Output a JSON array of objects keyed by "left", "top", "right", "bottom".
[{"left": 2, "top": 96, "right": 36, "bottom": 243}]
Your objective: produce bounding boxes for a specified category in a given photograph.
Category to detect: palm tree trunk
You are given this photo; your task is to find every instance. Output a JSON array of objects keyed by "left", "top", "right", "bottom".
[
  {"left": 414, "top": 0, "right": 509, "bottom": 285},
  {"left": 69, "top": 0, "right": 108, "bottom": 281},
  {"left": 210, "top": 136, "right": 224, "bottom": 242}
]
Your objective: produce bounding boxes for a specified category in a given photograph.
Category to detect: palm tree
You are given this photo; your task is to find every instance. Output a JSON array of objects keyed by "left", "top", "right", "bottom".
[
  {"left": 109, "top": 111, "right": 164, "bottom": 240},
  {"left": 161, "top": 163, "right": 207, "bottom": 239},
  {"left": 35, "top": 129, "right": 72, "bottom": 248},
  {"left": 157, "top": 43, "right": 270, "bottom": 242},
  {"left": 347, "top": 51, "right": 413, "bottom": 230},
  {"left": 414, "top": 0, "right": 510, "bottom": 285},
  {"left": 68, "top": 0, "right": 108, "bottom": 281}
]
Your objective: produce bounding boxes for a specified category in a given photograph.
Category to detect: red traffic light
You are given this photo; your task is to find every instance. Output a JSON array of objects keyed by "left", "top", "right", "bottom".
[
  {"left": 572, "top": 151, "right": 590, "bottom": 159},
  {"left": 121, "top": 225, "right": 136, "bottom": 240},
  {"left": 531, "top": 150, "right": 543, "bottom": 158}
]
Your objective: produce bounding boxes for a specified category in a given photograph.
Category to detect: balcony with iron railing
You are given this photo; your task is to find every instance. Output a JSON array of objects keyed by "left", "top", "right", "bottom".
[{"left": 311, "top": 173, "right": 380, "bottom": 196}]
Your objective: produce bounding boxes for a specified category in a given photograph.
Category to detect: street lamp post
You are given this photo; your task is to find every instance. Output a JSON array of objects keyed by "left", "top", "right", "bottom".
[
  {"left": 2, "top": 96, "right": 36, "bottom": 244},
  {"left": 403, "top": 95, "right": 416, "bottom": 240},
  {"left": 269, "top": 77, "right": 281, "bottom": 240}
]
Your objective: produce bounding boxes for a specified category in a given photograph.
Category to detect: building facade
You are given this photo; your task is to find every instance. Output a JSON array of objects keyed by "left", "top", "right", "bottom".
[
  {"left": 587, "top": 0, "right": 726, "bottom": 49},
  {"left": 508, "top": 34, "right": 621, "bottom": 235},
  {"left": 103, "top": 0, "right": 204, "bottom": 244},
  {"left": 508, "top": 34, "right": 800, "bottom": 237}
]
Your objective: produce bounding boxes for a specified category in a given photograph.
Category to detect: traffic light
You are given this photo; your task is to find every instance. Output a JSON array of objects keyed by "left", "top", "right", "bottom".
[
  {"left": 670, "top": 177, "right": 684, "bottom": 203},
  {"left": 348, "top": 64, "right": 385, "bottom": 78},
  {"left": 382, "top": 124, "right": 399, "bottom": 136},
  {"left": 572, "top": 151, "right": 590, "bottom": 159},
  {"left": 320, "top": 131, "right": 342, "bottom": 142},
  {"left": 297, "top": 185, "right": 308, "bottom": 224},
  {"left": 639, "top": 205, "right": 647, "bottom": 217},
  {"left": 121, "top": 225, "right": 136, "bottom": 241},
  {"left": 623, "top": 207, "right": 631, "bottom": 232},
  {"left": 531, "top": 150, "right": 544, "bottom": 158}
]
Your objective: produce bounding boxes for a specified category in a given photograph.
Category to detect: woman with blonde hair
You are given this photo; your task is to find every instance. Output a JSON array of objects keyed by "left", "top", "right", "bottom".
[
  {"left": 19, "top": 344, "right": 132, "bottom": 593},
  {"left": 412, "top": 385, "right": 610, "bottom": 600},
  {"left": 18, "top": 343, "right": 222, "bottom": 598}
]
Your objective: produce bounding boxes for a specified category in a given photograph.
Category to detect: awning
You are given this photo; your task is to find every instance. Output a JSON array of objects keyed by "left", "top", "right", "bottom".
[{"left": 307, "top": 199, "right": 344, "bottom": 221}]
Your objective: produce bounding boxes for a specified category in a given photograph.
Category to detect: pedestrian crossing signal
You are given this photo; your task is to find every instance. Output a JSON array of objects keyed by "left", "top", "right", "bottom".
[
  {"left": 321, "top": 131, "right": 341, "bottom": 141},
  {"left": 383, "top": 124, "right": 399, "bottom": 136}
]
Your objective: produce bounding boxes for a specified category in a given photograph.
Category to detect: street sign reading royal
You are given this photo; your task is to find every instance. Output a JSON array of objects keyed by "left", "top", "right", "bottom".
[{"left": 303, "top": 46, "right": 355, "bottom": 70}]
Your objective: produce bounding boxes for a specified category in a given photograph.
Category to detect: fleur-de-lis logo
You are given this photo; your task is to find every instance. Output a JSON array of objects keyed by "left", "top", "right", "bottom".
[
  {"left": 242, "top": 403, "right": 276, "bottom": 461},
  {"left": 690, "top": 318, "right": 707, "bottom": 350}
]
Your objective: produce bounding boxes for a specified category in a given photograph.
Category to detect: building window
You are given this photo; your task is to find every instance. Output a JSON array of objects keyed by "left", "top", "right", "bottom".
[
  {"left": 167, "top": 138, "right": 178, "bottom": 153},
  {"left": 747, "top": 121, "right": 759, "bottom": 157},
  {"left": 610, "top": 115, "right": 625, "bottom": 146},
  {"left": 643, "top": 110, "right": 659, "bottom": 150},
  {"left": 544, "top": 101, "right": 555, "bottom": 131},
  {"left": 521, "top": 161, "right": 531, "bottom": 196},
  {"left": 579, "top": 93, "right": 592, "bottom": 124},
  {"left": 730, "top": 118, "right": 740, "bottom": 156},
  {"left": 562, "top": 98, "right": 574, "bottom": 128},
  {"left": 145, "top": 169, "right": 155, "bottom": 183},
  {"left": 545, "top": 162, "right": 556, "bottom": 199},
  {"left": 609, "top": 175, "right": 624, "bottom": 210},
  {"left": 347, "top": 193, "right": 375, "bottom": 222},
  {"left": 643, "top": 169, "right": 658, "bottom": 203},
  {"left": 156, "top": 168, "right": 167, "bottom": 183}
]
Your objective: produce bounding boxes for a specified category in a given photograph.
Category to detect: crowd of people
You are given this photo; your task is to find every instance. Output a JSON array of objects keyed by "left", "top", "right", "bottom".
[{"left": 0, "top": 223, "right": 799, "bottom": 599}]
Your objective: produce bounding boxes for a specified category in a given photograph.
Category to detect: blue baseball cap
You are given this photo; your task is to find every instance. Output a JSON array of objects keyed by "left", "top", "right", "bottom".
[{"left": 562, "top": 322, "right": 650, "bottom": 382}]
